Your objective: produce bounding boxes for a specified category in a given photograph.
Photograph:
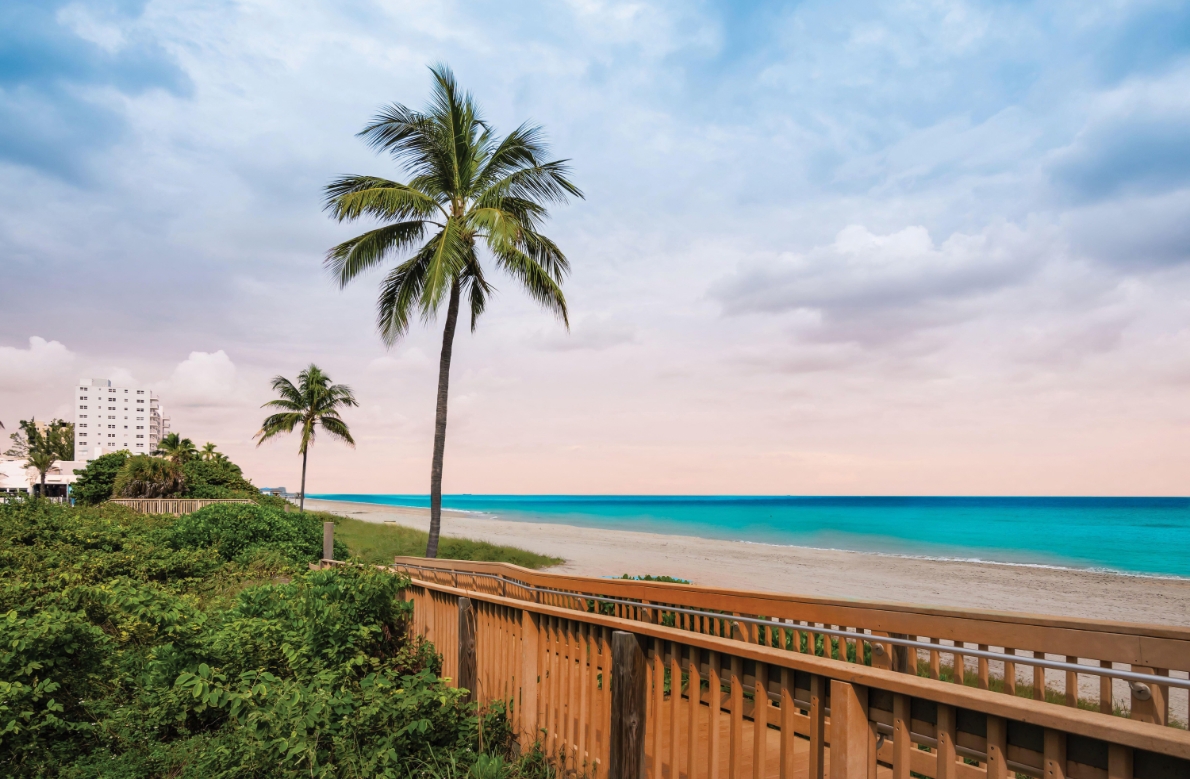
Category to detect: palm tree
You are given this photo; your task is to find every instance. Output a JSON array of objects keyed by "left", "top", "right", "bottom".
[
  {"left": 254, "top": 364, "right": 357, "bottom": 512},
  {"left": 25, "top": 448, "right": 55, "bottom": 498},
  {"left": 323, "top": 65, "right": 581, "bottom": 557},
  {"left": 155, "top": 433, "right": 197, "bottom": 464},
  {"left": 200, "top": 442, "right": 219, "bottom": 461}
]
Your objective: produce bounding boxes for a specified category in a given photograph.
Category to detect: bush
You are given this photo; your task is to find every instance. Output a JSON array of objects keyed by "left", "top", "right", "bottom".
[
  {"left": 171, "top": 503, "right": 348, "bottom": 564},
  {"left": 70, "top": 452, "right": 129, "bottom": 505},
  {"left": 112, "top": 455, "right": 186, "bottom": 498},
  {"left": 0, "top": 499, "right": 480, "bottom": 778},
  {"left": 182, "top": 458, "right": 258, "bottom": 499}
]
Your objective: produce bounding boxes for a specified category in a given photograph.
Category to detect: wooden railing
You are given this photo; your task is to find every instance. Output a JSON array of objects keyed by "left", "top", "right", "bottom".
[
  {"left": 108, "top": 498, "right": 254, "bottom": 515},
  {"left": 380, "top": 558, "right": 1190, "bottom": 779},
  {"left": 391, "top": 557, "right": 1190, "bottom": 733}
]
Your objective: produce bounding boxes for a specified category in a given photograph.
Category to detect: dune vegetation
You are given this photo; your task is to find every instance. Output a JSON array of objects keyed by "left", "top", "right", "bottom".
[{"left": 0, "top": 498, "right": 551, "bottom": 778}]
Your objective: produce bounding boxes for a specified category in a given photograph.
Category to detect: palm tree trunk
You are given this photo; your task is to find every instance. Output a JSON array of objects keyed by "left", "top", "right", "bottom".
[
  {"left": 427, "top": 279, "right": 461, "bottom": 558},
  {"left": 299, "top": 447, "right": 309, "bottom": 513},
  {"left": 39, "top": 472, "right": 46, "bottom": 499}
]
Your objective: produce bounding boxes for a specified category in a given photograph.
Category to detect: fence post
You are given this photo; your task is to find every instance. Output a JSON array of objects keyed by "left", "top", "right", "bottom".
[
  {"left": 610, "top": 630, "right": 646, "bottom": 779},
  {"left": 323, "top": 522, "right": 334, "bottom": 562},
  {"left": 1044, "top": 728, "right": 1067, "bottom": 779},
  {"left": 829, "top": 679, "right": 874, "bottom": 779},
  {"left": 986, "top": 715, "right": 1008, "bottom": 779},
  {"left": 1128, "top": 666, "right": 1168, "bottom": 726},
  {"left": 808, "top": 674, "right": 826, "bottom": 779},
  {"left": 520, "top": 610, "right": 540, "bottom": 751},
  {"left": 458, "top": 597, "right": 477, "bottom": 705}
]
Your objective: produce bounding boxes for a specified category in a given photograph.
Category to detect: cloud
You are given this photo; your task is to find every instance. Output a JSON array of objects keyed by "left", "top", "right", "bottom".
[
  {"left": 1048, "top": 67, "right": 1190, "bottom": 203},
  {"left": 0, "top": 0, "right": 191, "bottom": 178},
  {"left": 713, "top": 223, "right": 1046, "bottom": 344},
  {"left": 1063, "top": 189, "right": 1190, "bottom": 268},
  {"left": 533, "top": 315, "right": 638, "bottom": 352},
  {"left": 0, "top": 336, "right": 76, "bottom": 391},
  {"left": 157, "top": 350, "right": 239, "bottom": 407},
  {"left": 367, "top": 348, "right": 432, "bottom": 374}
]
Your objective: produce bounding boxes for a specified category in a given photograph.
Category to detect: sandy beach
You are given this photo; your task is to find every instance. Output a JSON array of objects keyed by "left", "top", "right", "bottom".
[{"left": 307, "top": 498, "right": 1190, "bottom": 627}]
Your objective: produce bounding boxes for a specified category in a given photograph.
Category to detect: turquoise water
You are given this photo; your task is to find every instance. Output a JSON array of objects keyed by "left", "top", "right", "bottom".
[{"left": 310, "top": 495, "right": 1190, "bottom": 578}]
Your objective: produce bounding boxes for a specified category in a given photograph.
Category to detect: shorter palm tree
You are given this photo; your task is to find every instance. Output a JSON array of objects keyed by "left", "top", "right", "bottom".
[
  {"left": 25, "top": 448, "right": 56, "bottom": 498},
  {"left": 200, "top": 442, "right": 220, "bottom": 461},
  {"left": 113, "top": 455, "right": 186, "bottom": 498},
  {"left": 155, "top": 433, "right": 197, "bottom": 464},
  {"left": 254, "top": 364, "right": 357, "bottom": 512}
]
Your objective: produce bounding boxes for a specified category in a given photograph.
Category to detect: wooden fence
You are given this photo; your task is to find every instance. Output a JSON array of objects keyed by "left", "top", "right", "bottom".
[
  {"left": 108, "top": 498, "right": 255, "bottom": 515},
  {"left": 376, "top": 556, "right": 1190, "bottom": 779}
]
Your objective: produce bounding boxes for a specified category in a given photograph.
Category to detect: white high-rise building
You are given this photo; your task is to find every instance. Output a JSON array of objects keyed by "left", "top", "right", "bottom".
[{"left": 74, "top": 378, "right": 171, "bottom": 461}]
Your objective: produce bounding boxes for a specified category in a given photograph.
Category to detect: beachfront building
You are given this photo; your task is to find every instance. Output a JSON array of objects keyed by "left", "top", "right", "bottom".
[
  {"left": 74, "top": 378, "right": 170, "bottom": 461},
  {"left": 0, "top": 459, "right": 86, "bottom": 498},
  {"left": 0, "top": 460, "right": 28, "bottom": 497}
]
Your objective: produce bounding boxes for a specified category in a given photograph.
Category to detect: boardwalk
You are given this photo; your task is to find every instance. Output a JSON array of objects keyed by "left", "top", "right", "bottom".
[{"left": 328, "top": 555, "right": 1190, "bottom": 778}]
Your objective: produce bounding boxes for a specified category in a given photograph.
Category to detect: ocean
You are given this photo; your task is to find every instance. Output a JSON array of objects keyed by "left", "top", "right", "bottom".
[{"left": 309, "top": 494, "right": 1190, "bottom": 579}]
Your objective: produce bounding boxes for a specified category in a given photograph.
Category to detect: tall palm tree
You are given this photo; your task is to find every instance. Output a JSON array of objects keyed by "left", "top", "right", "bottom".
[
  {"left": 323, "top": 65, "right": 581, "bottom": 557},
  {"left": 200, "top": 442, "right": 219, "bottom": 461},
  {"left": 254, "top": 364, "right": 357, "bottom": 512},
  {"left": 155, "top": 433, "right": 197, "bottom": 464}
]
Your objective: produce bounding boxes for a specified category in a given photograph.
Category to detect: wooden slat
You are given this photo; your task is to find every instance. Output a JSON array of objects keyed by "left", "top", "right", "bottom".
[
  {"left": 1005, "top": 648, "right": 1017, "bottom": 697},
  {"left": 670, "top": 640, "right": 681, "bottom": 778},
  {"left": 1066, "top": 656, "right": 1078, "bottom": 708},
  {"left": 1107, "top": 744, "right": 1132, "bottom": 779},
  {"left": 987, "top": 714, "right": 1008, "bottom": 779},
  {"left": 1044, "top": 728, "right": 1067, "bottom": 779},
  {"left": 808, "top": 673, "right": 825, "bottom": 779},
  {"left": 708, "top": 651, "right": 721, "bottom": 779},
  {"left": 937, "top": 702, "right": 957, "bottom": 779},
  {"left": 578, "top": 623, "right": 590, "bottom": 772},
  {"left": 779, "top": 668, "right": 795, "bottom": 779},
  {"left": 892, "top": 693, "right": 911, "bottom": 779},
  {"left": 729, "top": 655, "right": 743, "bottom": 779},
  {"left": 652, "top": 638, "right": 664, "bottom": 776},
  {"left": 1100, "top": 660, "right": 1114, "bottom": 715},
  {"left": 752, "top": 661, "right": 768, "bottom": 779},
  {"left": 688, "top": 646, "right": 700, "bottom": 779}
]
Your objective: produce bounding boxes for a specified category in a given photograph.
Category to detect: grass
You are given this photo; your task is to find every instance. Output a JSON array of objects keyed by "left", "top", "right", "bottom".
[{"left": 320, "top": 512, "right": 563, "bottom": 569}]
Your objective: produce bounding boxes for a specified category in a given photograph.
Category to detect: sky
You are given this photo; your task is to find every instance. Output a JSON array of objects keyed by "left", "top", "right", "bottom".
[{"left": 1, "top": 0, "right": 1189, "bottom": 496}]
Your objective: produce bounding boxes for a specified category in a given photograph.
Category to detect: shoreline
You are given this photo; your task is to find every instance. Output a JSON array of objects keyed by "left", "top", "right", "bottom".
[{"left": 305, "top": 498, "right": 1190, "bottom": 627}]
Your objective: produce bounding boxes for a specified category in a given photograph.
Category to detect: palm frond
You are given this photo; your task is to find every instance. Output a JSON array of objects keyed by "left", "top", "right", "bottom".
[
  {"left": 479, "top": 159, "right": 583, "bottom": 206},
  {"left": 474, "top": 122, "right": 549, "bottom": 190},
  {"left": 419, "top": 219, "right": 471, "bottom": 318},
  {"left": 492, "top": 246, "right": 569, "bottom": 327},
  {"left": 318, "top": 416, "right": 355, "bottom": 446},
  {"left": 376, "top": 244, "right": 435, "bottom": 345},
  {"left": 324, "top": 176, "right": 443, "bottom": 222},
  {"left": 325, "top": 221, "right": 430, "bottom": 287}
]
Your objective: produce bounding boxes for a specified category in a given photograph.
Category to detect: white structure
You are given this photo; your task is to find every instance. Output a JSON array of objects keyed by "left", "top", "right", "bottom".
[
  {"left": 0, "top": 459, "right": 85, "bottom": 497},
  {"left": 0, "top": 460, "right": 28, "bottom": 496},
  {"left": 74, "top": 378, "right": 170, "bottom": 461}
]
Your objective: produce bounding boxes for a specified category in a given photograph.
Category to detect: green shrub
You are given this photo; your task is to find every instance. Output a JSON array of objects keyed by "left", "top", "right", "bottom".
[
  {"left": 0, "top": 499, "right": 484, "bottom": 778},
  {"left": 619, "top": 574, "right": 691, "bottom": 584},
  {"left": 112, "top": 455, "right": 186, "bottom": 498},
  {"left": 182, "top": 458, "right": 258, "bottom": 499},
  {"left": 171, "top": 503, "right": 347, "bottom": 564},
  {"left": 70, "top": 452, "right": 129, "bottom": 505}
]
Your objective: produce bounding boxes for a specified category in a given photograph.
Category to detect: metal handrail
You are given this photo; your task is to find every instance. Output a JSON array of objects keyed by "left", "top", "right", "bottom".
[{"left": 395, "top": 562, "right": 1190, "bottom": 692}]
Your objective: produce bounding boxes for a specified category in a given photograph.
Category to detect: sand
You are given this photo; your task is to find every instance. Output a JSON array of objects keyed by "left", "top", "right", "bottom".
[{"left": 306, "top": 498, "right": 1190, "bottom": 628}]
